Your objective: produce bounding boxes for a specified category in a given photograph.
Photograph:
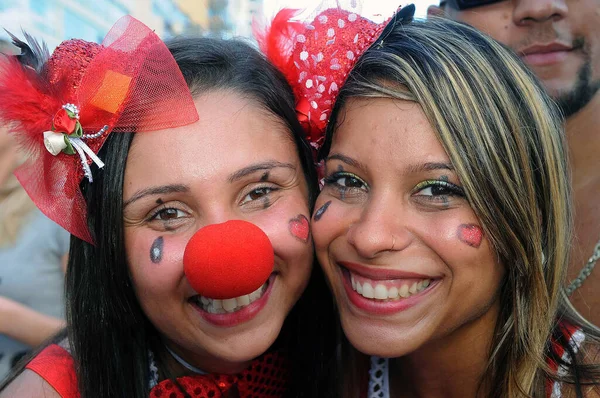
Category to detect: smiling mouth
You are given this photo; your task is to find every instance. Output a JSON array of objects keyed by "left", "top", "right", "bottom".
[
  {"left": 189, "top": 279, "right": 270, "bottom": 314},
  {"left": 343, "top": 268, "right": 433, "bottom": 301}
]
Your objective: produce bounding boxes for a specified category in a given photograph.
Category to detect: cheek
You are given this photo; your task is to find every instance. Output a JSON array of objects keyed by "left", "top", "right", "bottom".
[
  {"left": 150, "top": 237, "right": 164, "bottom": 263},
  {"left": 252, "top": 197, "right": 313, "bottom": 266},
  {"left": 456, "top": 224, "right": 483, "bottom": 248},
  {"left": 288, "top": 214, "right": 310, "bottom": 243},
  {"left": 420, "top": 217, "right": 501, "bottom": 288},
  {"left": 312, "top": 199, "right": 350, "bottom": 256},
  {"left": 313, "top": 200, "right": 332, "bottom": 222},
  {"left": 126, "top": 231, "right": 187, "bottom": 293}
]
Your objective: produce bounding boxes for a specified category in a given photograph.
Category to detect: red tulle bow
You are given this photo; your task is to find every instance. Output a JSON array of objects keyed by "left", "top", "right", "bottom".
[
  {"left": 255, "top": 2, "right": 400, "bottom": 156},
  {"left": 150, "top": 351, "right": 289, "bottom": 398},
  {"left": 0, "top": 16, "right": 199, "bottom": 243}
]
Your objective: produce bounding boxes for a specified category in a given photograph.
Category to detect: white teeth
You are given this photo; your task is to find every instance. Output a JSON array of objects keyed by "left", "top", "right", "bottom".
[
  {"left": 237, "top": 294, "right": 250, "bottom": 306},
  {"left": 249, "top": 286, "right": 262, "bottom": 301},
  {"left": 222, "top": 298, "right": 237, "bottom": 313},
  {"left": 196, "top": 280, "right": 269, "bottom": 314},
  {"left": 399, "top": 284, "right": 410, "bottom": 298},
  {"left": 409, "top": 282, "right": 418, "bottom": 294},
  {"left": 362, "top": 283, "right": 374, "bottom": 299},
  {"left": 350, "top": 274, "right": 432, "bottom": 301},
  {"left": 374, "top": 284, "right": 388, "bottom": 300},
  {"left": 212, "top": 299, "right": 223, "bottom": 311}
]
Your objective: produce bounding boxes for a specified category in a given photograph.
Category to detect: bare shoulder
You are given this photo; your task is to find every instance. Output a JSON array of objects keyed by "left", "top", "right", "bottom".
[
  {"left": 560, "top": 384, "right": 600, "bottom": 398},
  {"left": 0, "top": 369, "right": 62, "bottom": 398}
]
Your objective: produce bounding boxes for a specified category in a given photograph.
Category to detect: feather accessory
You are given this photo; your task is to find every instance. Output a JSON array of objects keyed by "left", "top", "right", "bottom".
[
  {"left": 0, "top": 16, "right": 199, "bottom": 243},
  {"left": 5, "top": 29, "right": 50, "bottom": 72}
]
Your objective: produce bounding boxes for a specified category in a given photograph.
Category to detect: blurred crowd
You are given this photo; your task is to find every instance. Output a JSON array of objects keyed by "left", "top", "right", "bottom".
[{"left": 0, "top": 38, "right": 68, "bottom": 380}]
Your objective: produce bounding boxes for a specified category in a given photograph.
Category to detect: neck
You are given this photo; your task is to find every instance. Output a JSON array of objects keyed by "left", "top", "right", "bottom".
[
  {"left": 162, "top": 342, "right": 252, "bottom": 378},
  {"left": 566, "top": 93, "right": 600, "bottom": 191},
  {"left": 389, "top": 302, "right": 499, "bottom": 398},
  {"left": 562, "top": 92, "right": 600, "bottom": 323}
]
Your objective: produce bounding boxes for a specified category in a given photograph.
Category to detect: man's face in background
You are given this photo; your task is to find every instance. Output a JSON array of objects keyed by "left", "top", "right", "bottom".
[{"left": 439, "top": 0, "right": 600, "bottom": 117}]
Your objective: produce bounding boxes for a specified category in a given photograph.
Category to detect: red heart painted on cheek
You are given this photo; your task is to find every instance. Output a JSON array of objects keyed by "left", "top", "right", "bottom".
[
  {"left": 289, "top": 214, "right": 310, "bottom": 243},
  {"left": 457, "top": 224, "right": 483, "bottom": 248}
]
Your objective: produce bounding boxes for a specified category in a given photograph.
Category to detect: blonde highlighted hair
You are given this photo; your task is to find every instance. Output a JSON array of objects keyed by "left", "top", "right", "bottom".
[{"left": 322, "top": 17, "right": 600, "bottom": 397}]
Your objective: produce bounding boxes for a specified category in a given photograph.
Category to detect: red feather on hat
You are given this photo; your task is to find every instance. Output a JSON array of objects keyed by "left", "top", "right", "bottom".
[{"left": 254, "top": 8, "right": 303, "bottom": 87}]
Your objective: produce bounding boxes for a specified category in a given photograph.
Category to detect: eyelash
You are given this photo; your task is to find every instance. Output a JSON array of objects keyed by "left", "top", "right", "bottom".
[
  {"left": 147, "top": 205, "right": 187, "bottom": 222},
  {"left": 240, "top": 185, "right": 280, "bottom": 205},
  {"left": 323, "top": 172, "right": 368, "bottom": 192},
  {"left": 323, "top": 173, "right": 464, "bottom": 202},
  {"left": 412, "top": 179, "right": 465, "bottom": 198}
]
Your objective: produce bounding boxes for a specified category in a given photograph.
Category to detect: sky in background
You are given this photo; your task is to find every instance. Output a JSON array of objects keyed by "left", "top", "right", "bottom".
[{"left": 262, "top": 0, "right": 439, "bottom": 20}]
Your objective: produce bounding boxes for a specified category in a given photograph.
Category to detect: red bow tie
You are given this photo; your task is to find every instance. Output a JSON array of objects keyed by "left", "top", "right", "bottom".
[{"left": 149, "top": 352, "right": 288, "bottom": 398}]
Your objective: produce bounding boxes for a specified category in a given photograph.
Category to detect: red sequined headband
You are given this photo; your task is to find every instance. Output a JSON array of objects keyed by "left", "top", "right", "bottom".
[
  {"left": 255, "top": 2, "right": 414, "bottom": 155},
  {"left": 0, "top": 16, "right": 199, "bottom": 243}
]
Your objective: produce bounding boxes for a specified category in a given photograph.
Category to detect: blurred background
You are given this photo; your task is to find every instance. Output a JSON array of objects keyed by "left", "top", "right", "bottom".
[{"left": 0, "top": 0, "right": 438, "bottom": 49}]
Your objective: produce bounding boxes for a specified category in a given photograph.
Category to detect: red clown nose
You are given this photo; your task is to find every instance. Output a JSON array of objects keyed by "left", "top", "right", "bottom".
[{"left": 183, "top": 220, "right": 274, "bottom": 300}]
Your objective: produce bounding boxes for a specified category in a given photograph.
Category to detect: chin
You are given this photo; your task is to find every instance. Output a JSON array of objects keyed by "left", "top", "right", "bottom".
[
  {"left": 214, "top": 317, "right": 285, "bottom": 362},
  {"left": 340, "top": 315, "right": 424, "bottom": 358}
]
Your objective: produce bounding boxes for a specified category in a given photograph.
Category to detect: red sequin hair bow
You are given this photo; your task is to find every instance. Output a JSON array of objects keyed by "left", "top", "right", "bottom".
[
  {"left": 255, "top": 1, "right": 415, "bottom": 155},
  {"left": 0, "top": 16, "right": 199, "bottom": 243}
]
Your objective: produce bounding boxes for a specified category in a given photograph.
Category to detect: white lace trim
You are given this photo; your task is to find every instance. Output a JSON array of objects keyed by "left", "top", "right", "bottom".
[
  {"left": 368, "top": 356, "right": 390, "bottom": 398},
  {"left": 368, "top": 329, "right": 585, "bottom": 398}
]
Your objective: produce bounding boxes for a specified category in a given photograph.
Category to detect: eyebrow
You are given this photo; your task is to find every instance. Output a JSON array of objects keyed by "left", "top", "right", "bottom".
[
  {"left": 123, "top": 184, "right": 190, "bottom": 208},
  {"left": 327, "top": 154, "right": 453, "bottom": 175},
  {"left": 406, "top": 162, "right": 454, "bottom": 174},
  {"left": 326, "top": 153, "right": 368, "bottom": 171},
  {"left": 228, "top": 161, "right": 296, "bottom": 183}
]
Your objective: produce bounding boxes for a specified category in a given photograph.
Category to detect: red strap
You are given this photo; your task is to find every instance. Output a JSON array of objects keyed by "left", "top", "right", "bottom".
[{"left": 26, "top": 344, "right": 79, "bottom": 398}]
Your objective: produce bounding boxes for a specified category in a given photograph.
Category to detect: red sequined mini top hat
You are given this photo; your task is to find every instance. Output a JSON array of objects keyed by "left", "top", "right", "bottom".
[
  {"left": 255, "top": 1, "right": 414, "bottom": 154},
  {"left": 0, "top": 16, "right": 199, "bottom": 243}
]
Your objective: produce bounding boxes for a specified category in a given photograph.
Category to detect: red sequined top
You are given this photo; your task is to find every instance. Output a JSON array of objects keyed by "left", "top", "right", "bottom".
[{"left": 25, "top": 344, "right": 289, "bottom": 398}]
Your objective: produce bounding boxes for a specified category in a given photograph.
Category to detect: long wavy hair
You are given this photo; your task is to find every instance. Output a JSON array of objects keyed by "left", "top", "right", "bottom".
[
  {"left": 320, "top": 17, "right": 600, "bottom": 397},
  {"left": 0, "top": 37, "right": 336, "bottom": 397}
]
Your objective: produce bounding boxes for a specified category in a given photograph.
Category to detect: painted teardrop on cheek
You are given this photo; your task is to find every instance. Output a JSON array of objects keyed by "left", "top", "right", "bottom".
[
  {"left": 313, "top": 200, "right": 332, "bottom": 221},
  {"left": 150, "top": 236, "right": 164, "bottom": 264},
  {"left": 289, "top": 214, "right": 310, "bottom": 243},
  {"left": 457, "top": 224, "right": 483, "bottom": 248}
]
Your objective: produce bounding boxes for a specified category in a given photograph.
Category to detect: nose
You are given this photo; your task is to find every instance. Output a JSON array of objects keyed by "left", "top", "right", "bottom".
[
  {"left": 183, "top": 220, "right": 274, "bottom": 299},
  {"left": 346, "top": 195, "right": 412, "bottom": 259},
  {"left": 513, "top": 0, "right": 567, "bottom": 25}
]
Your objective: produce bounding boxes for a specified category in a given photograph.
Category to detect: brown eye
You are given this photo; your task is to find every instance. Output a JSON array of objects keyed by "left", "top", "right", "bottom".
[
  {"left": 324, "top": 172, "right": 367, "bottom": 190},
  {"left": 153, "top": 208, "right": 185, "bottom": 220},
  {"left": 241, "top": 186, "right": 277, "bottom": 204},
  {"left": 338, "top": 176, "right": 364, "bottom": 189},
  {"left": 413, "top": 180, "right": 464, "bottom": 198}
]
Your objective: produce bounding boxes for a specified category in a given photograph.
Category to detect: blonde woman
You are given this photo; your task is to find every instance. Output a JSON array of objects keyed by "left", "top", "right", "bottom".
[
  {"left": 0, "top": 124, "right": 68, "bottom": 379},
  {"left": 306, "top": 17, "right": 600, "bottom": 397},
  {"left": 253, "top": 8, "right": 600, "bottom": 395}
]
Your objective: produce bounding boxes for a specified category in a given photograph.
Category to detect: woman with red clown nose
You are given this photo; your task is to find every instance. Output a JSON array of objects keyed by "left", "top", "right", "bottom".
[{"left": 0, "top": 16, "right": 336, "bottom": 398}]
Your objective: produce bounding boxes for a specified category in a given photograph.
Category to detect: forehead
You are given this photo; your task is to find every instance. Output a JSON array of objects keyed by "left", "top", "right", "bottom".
[
  {"left": 332, "top": 97, "right": 448, "bottom": 164},
  {"left": 124, "top": 91, "right": 299, "bottom": 186}
]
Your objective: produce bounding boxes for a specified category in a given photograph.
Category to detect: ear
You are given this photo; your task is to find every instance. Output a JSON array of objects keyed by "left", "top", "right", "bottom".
[{"left": 427, "top": 5, "right": 445, "bottom": 18}]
